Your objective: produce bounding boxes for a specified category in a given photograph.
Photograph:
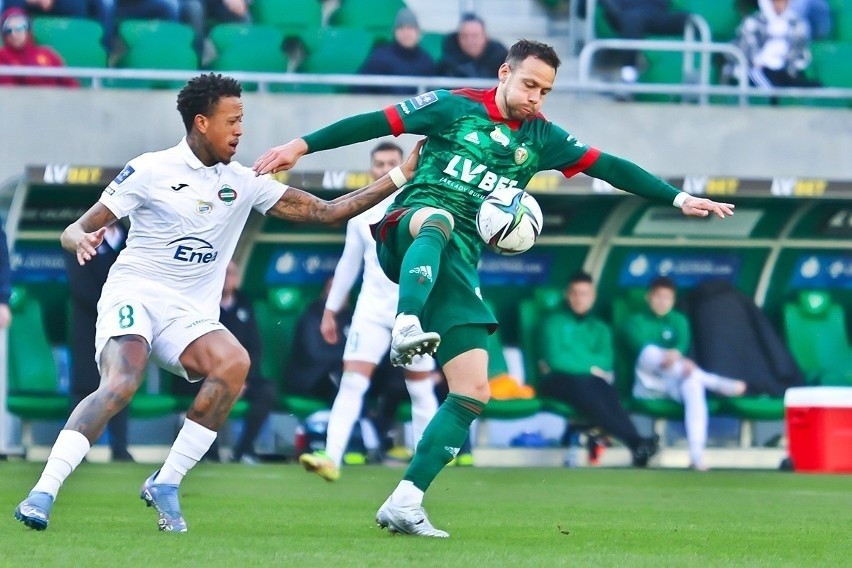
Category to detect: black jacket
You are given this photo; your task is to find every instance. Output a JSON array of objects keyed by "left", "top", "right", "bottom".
[
  {"left": 438, "top": 33, "right": 507, "bottom": 79},
  {"left": 287, "top": 298, "right": 352, "bottom": 393},
  {"left": 357, "top": 41, "right": 436, "bottom": 95}
]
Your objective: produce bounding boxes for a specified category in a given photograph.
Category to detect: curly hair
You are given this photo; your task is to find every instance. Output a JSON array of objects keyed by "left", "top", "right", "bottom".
[{"left": 176, "top": 73, "right": 242, "bottom": 132}]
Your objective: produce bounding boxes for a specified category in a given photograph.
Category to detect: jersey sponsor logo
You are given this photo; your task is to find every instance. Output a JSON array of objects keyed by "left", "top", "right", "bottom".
[
  {"left": 168, "top": 236, "right": 219, "bottom": 264},
  {"left": 489, "top": 126, "right": 510, "bottom": 147},
  {"left": 399, "top": 101, "right": 411, "bottom": 115},
  {"left": 113, "top": 165, "right": 135, "bottom": 185},
  {"left": 196, "top": 201, "right": 213, "bottom": 215},
  {"left": 442, "top": 155, "right": 519, "bottom": 192},
  {"left": 171, "top": 183, "right": 188, "bottom": 191},
  {"left": 218, "top": 185, "right": 237, "bottom": 205},
  {"left": 409, "top": 265, "right": 433, "bottom": 282},
  {"left": 463, "top": 132, "right": 480, "bottom": 145},
  {"left": 409, "top": 91, "right": 437, "bottom": 110}
]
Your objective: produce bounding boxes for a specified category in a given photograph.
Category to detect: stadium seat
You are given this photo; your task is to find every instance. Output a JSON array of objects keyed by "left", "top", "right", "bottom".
[
  {"left": 835, "top": 1, "right": 852, "bottom": 42},
  {"left": 329, "top": 0, "right": 406, "bottom": 43},
  {"left": 118, "top": 19, "right": 195, "bottom": 50},
  {"left": 209, "top": 24, "right": 289, "bottom": 91},
  {"left": 129, "top": 377, "right": 179, "bottom": 419},
  {"left": 295, "top": 27, "right": 375, "bottom": 93},
  {"left": 250, "top": 0, "right": 322, "bottom": 45},
  {"left": 6, "top": 288, "right": 69, "bottom": 449},
  {"left": 31, "top": 17, "right": 107, "bottom": 69},
  {"left": 419, "top": 31, "right": 445, "bottom": 63},
  {"left": 108, "top": 39, "right": 198, "bottom": 89},
  {"left": 783, "top": 290, "right": 852, "bottom": 386},
  {"left": 481, "top": 322, "right": 544, "bottom": 421},
  {"left": 674, "top": 0, "right": 740, "bottom": 41},
  {"left": 810, "top": 41, "right": 852, "bottom": 89}
]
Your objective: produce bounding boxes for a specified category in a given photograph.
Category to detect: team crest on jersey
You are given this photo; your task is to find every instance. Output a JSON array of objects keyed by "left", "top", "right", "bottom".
[
  {"left": 218, "top": 185, "right": 237, "bottom": 206},
  {"left": 514, "top": 146, "right": 529, "bottom": 165},
  {"left": 490, "top": 126, "right": 510, "bottom": 147},
  {"left": 113, "top": 165, "right": 135, "bottom": 185},
  {"left": 196, "top": 200, "right": 213, "bottom": 215}
]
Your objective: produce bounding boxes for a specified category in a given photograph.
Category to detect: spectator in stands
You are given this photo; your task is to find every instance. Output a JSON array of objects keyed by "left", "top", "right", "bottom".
[
  {"left": 181, "top": 0, "right": 250, "bottom": 63},
  {"left": 539, "top": 272, "right": 658, "bottom": 467},
  {"left": 735, "top": 0, "right": 822, "bottom": 92},
  {"left": 622, "top": 277, "right": 747, "bottom": 471},
  {"left": 790, "top": 0, "right": 832, "bottom": 40},
  {"left": 437, "top": 12, "right": 507, "bottom": 79},
  {"left": 286, "top": 277, "right": 352, "bottom": 404},
  {"left": 1, "top": 0, "right": 87, "bottom": 20},
  {"left": 170, "top": 260, "right": 278, "bottom": 464},
  {"left": 599, "top": 0, "right": 691, "bottom": 85},
  {"left": 0, "top": 8, "right": 79, "bottom": 87},
  {"left": 64, "top": 223, "right": 131, "bottom": 461},
  {"left": 356, "top": 7, "right": 436, "bottom": 95}
]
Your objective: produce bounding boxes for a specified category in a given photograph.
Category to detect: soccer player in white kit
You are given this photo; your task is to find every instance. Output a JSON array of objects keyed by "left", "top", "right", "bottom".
[
  {"left": 299, "top": 143, "right": 439, "bottom": 482},
  {"left": 14, "top": 74, "right": 424, "bottom": 533}
]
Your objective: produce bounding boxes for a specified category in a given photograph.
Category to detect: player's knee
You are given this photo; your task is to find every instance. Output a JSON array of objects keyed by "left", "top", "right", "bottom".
[
  {"left": 99, "top": 375, "right": 141, "bottom": 410},
  {"left": 218, "top": 345, "right": 250, "bottom": 382}
]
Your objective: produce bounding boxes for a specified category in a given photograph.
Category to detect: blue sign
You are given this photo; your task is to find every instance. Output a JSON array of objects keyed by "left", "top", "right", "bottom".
[
  {"left": 619, "top": 252, "right": 740, "bottom": 288},
  {"left": 790, "top": 254, "right": 852, "bottom": 289},
  {"left": 477, "top": 252, "right": 553, "bottom": 286},
  {"left": 11, "top": 247, "right": 68, "bottom": 283},
  {"left": 265, "top": 250, "right": 341, "bottom": 285}
]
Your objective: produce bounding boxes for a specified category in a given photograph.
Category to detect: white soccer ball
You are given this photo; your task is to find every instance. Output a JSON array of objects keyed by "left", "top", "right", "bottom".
[{"left": 475, "top": 187, "right": 543, "bottom": 255}]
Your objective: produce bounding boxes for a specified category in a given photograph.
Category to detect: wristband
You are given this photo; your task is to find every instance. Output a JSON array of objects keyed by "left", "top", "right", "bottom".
[
  {"left": 673, "top": 192, "right": 691, "bottom": 208},
  {"left": 389, "top": 166, "right": 408, "bottom": 189}
]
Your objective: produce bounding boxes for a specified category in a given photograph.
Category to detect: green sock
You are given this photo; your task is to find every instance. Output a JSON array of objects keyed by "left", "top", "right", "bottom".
[
  {"left": 397, "top": 215, "right": 451, "bottom": 316},
  {"left": 404, "top": 393, "right": 484, "bottom": 492}
]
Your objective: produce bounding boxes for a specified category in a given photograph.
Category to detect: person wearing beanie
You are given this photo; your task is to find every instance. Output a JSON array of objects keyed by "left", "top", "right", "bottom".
[{"left": 356, "top": 7, "right": 436, "bottom": 95}]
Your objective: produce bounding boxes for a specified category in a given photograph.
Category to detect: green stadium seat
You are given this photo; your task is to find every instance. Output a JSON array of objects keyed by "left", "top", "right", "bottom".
[
  {"left": 783, "top": 290, "right": 852, "bottom": 386},
  {"left": 118, "top": 19, "right": 195, "bottom": 50},
  {"left": 674, "top": 0, "right": 740, "bottom": 41},
  {"left": 108, "top": 39, "right": 198, "bottom": 89},
  {"left": 250, "top": 0, "right": 322, "bottom": 45},
  {"left": 295, "top": 27, "right": 375, "bottom": 93},
  {"left": 329, "top": 0, "right": 407, "bottom": 43},
  {"left": 810, "top": 42, "right": 852, "bottom": 92},
  {"left": 419, "top": 31, "right": 445, "bottom": 63},
  {"left": 481, "top": 320, "right": 544, "bottom": 421},
  {"left": 6, "top": 288, "right": 69, "bottom": 449},
  {"left": 835, "top": 1, "right": 852, "bottom": 41},
  {"left": 209, "top": 24, "right": 289, "bottom": 91},
  {"left": 31, "top": 17, "right": 107, "bottom": 69}
]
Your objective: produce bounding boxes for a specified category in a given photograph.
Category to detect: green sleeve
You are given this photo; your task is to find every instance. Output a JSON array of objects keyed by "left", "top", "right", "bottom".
[
  {"left": 584, "top": 152, "right": 680, "bottom": 205},
  {"left": 672, "top": 311, "right": 692, "bottom": 354},
  {"left": 389, "top": 90, "right": 459, "bottom": 135},
  {"left": 302, "top": 110, "right": 393, "bottom": 154},
  {"left": 596, "top": 322, "right": 615, "bottom": 372},
  {"left": 622, "top": 313, "right": 650, "bottom": 356},
  {"left": 537, "top": 122, "right": 597, "bottom": 173},
  {"left": 539, "top": 312, "right": 565, "bottom": 366}
]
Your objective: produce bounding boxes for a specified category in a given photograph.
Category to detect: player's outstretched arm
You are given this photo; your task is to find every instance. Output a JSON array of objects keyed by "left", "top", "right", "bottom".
[
  {"left": 61, "top": 202, "right": 119, "bottom": 266},
  {"left": 584, "top": 153, "right": 734, "bottom": 219},
  {"left": 267, "top": 139, "right": 423, "bottom": 224}
]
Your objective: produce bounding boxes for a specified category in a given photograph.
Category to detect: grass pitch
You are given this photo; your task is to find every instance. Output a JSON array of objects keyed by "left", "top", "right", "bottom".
[{"left": 1, "top": 461, "right": 850, "bottom": 567}]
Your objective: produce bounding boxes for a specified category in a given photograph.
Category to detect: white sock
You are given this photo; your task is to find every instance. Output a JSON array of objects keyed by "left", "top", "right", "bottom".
[
  {"left": 359, "top": 418, "right": 380, "bottom": 451},
  {"left": 405, "top": 378, "right": 438, "bottom": 449},
  {"left": 390, "top": 479, "right": 424, "bottom": 508},
  {"left": 680, "top": 375, "right": 708, "bottom": 467},
  {"left": 32, "top": 430, "right": 91, "bottom": 499},
  {"left": 325, "top": 371, "right": 370, "bottom": 466},
  {"left": 156, "top": 419, "right": 217, "bottom": 485}
]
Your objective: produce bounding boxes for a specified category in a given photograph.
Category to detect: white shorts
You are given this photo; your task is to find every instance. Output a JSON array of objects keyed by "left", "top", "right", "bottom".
[
  {"left": 344, "top": 317, "right": 434, "bottom": 373},
  {"left": 95, "top": 279, "right": 224, "bottom": 382}
]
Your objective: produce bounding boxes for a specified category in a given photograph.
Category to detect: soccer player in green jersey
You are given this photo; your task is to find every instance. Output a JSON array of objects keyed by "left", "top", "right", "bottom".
[{"left": 255, "top": 40, "right": 735, "bottom": 538}]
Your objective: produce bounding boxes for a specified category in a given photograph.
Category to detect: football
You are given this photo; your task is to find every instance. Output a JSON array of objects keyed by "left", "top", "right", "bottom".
[{"left": 475, "top": 187, "right": 543, "bottom": 255}]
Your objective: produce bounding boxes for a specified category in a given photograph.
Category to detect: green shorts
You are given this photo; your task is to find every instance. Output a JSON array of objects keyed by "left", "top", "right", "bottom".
[{"left": 373, "top": 208, "right": 497, "bottom": 348}]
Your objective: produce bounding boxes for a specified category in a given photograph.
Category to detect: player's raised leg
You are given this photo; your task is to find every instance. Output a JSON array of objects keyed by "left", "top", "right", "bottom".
[
  {"left": 15, "top": 335, "right": 149, "bottom": 531},
  {"left": 377, "top": 326, "right": 489, "bottom": 538},
  {"left": 140, "top": 330, "right": 249, "bottom": 532},
  {"left": 390, "top": 208, "right": 453, "bottom": 366}
]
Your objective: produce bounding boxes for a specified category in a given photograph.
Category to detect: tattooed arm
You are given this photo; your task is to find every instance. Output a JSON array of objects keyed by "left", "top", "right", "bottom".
[
  {"left": 267, "top": 139, "right": 424, "bottom": 224},
  {"left": 61, "top": 202, "right": 119, "bottom": 265}
]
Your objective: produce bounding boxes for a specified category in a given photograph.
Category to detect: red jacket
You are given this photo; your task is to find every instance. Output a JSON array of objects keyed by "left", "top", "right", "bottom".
[{"left": 0, "top": 8, "right": 79, "bottom": 87}]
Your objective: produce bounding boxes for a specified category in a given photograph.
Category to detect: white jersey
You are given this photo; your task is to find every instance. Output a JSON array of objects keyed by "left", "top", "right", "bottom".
[
  {"left": 325, "top": 191, "right": 399, "bottom": 326},
  {"left": 99, "top": 137, "right": 287, "bottom": 314}
]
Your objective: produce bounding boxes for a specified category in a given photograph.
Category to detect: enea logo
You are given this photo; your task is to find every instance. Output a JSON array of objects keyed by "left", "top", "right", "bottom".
[{"left": 168, "top": 237, "right": 218, "bottom": 264}]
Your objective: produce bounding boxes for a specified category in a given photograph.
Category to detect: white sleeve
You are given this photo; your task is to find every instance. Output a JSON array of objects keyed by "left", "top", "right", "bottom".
[
  {"left": 252, "top": 174, "right": 288, "bottom": 214},
  {"left": 98, "top": 158, "right": 149, "bottom": 218},
  {"left": 325, "top": 219, "right": 367, "bottom": 313}
]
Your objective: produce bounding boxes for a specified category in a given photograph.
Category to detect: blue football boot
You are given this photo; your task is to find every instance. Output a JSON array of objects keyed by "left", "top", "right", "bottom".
[
  {"left": 140, "top": 471, "right": 187, "bottom": 533},
  {"left": 15, "top": 491, "right": 54, "bottom": 531}
]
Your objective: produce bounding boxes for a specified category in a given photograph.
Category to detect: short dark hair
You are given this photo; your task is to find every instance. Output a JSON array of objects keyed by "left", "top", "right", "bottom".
[
  {"left": 506, "top": 39, "right": 561, "bottom": 70},
  {"left": 371, "top": 141, "right": 404, "bottom": 158},
  {"left": 568, "top": 271, "right": 593, "bottom": 286},
  {"left": 176, "top": 73, "right": 242, "bottom": 133},
  {"left": 460, "top": 12, "right": 485, "bottom": 26},
  {"left": 649, "top": 276, "right": 677, "bottom": 292}
]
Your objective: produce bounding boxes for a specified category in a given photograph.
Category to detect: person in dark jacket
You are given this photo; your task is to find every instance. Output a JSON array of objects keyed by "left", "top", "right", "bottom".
[
  {"left": 0, "top": 223, "right": 12, "bottom": 333},
  {"left": 356, "top": 7, "right": 436, "bottom": 95},
  {"left": 64, "top": 223, "right": 131, "bottom": 461},
  {"left": 437, "top": 13, "right": 507, "bottom": 79},
  {"left": 286, "top": 277, "right": 352, "bottom": 403}
]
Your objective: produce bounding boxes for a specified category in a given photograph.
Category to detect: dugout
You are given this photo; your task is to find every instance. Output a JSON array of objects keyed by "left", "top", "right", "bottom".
[{"left": 0, "top": 165, "right": 850, "bottom": 454}]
